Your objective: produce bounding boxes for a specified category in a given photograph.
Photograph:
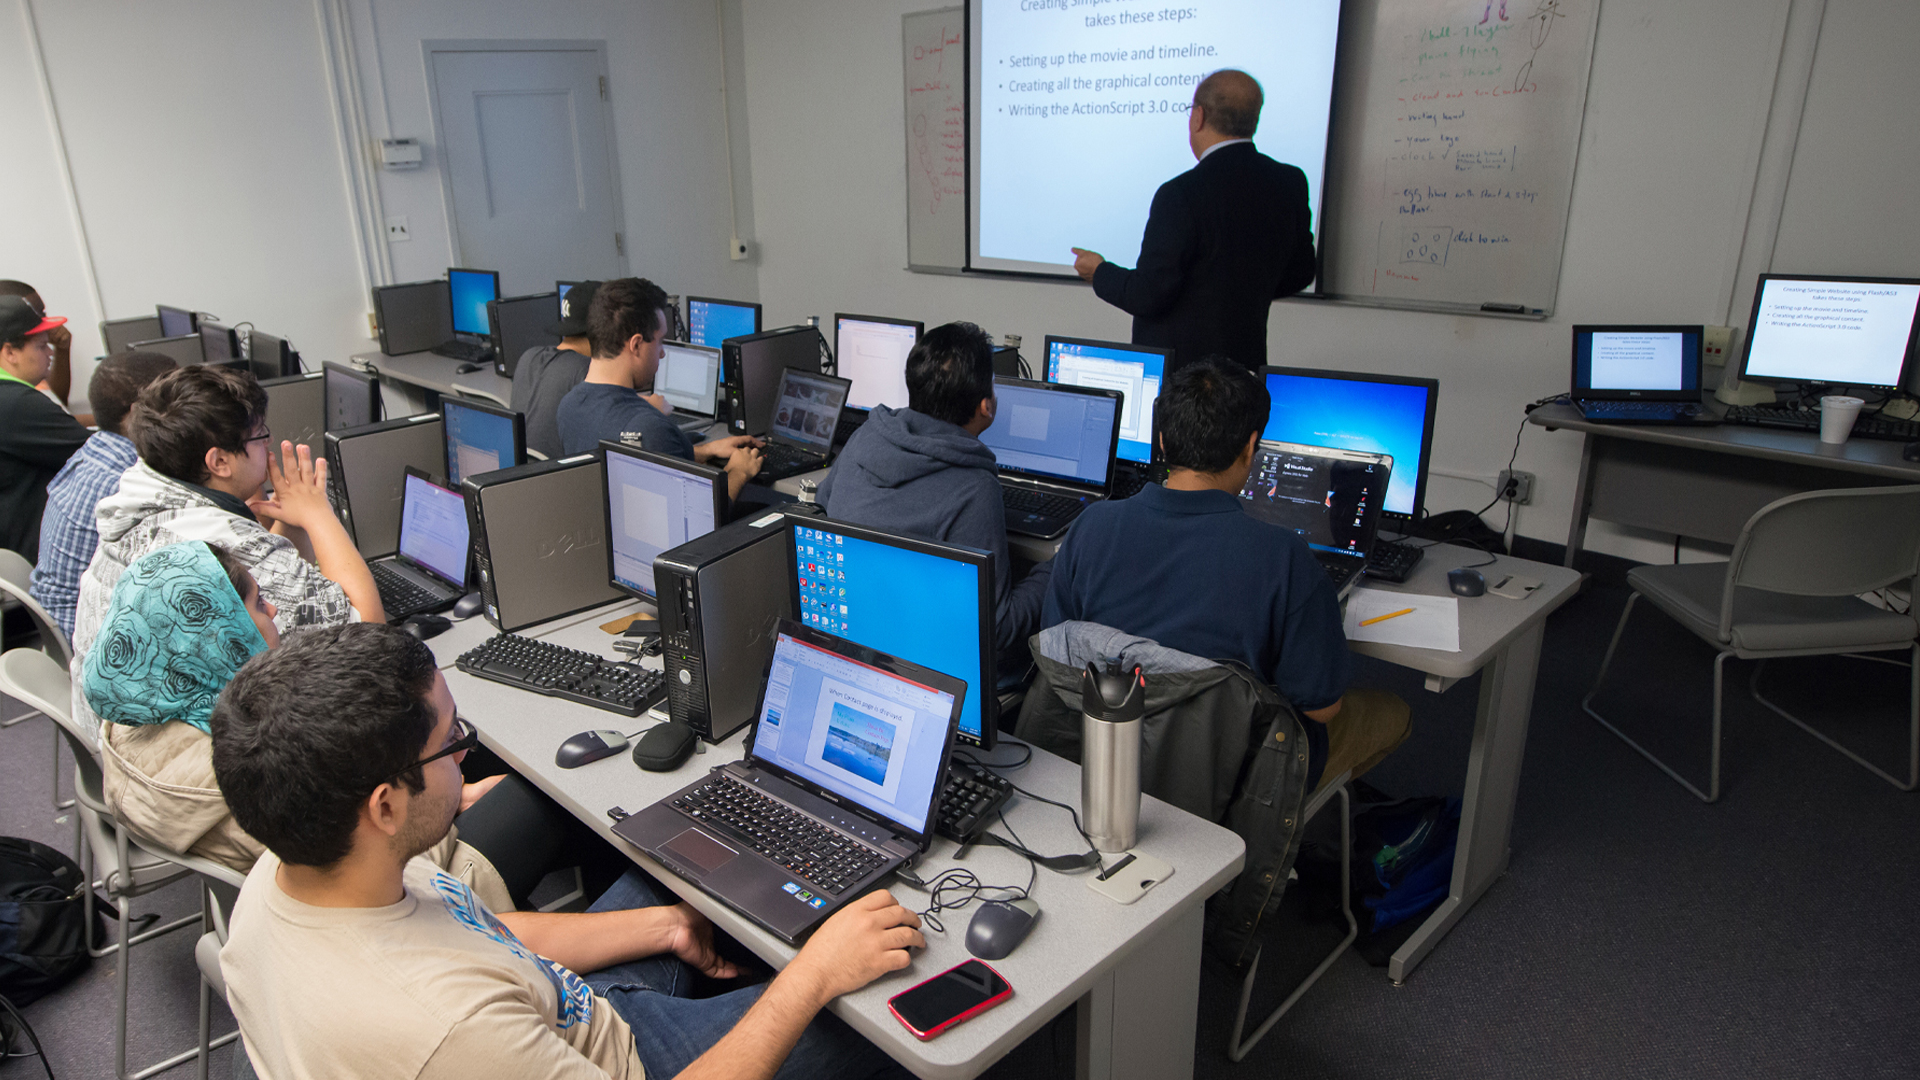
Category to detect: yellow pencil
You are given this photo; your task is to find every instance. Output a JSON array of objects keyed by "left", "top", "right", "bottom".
[{"left": 1359, "top": 607, "right": 1416, "bottom": 627}]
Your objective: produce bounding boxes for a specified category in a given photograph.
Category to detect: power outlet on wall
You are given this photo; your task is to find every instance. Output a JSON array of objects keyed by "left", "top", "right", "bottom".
[
  {"left": 1497, "top": 469, "right": 1534, "bottom": 505},
  {"left": 385, "top": 215, "right": 411, "bottom": 242},
  {"left": 1702, "top": 325, "right": 1735, "bottom": 365}
]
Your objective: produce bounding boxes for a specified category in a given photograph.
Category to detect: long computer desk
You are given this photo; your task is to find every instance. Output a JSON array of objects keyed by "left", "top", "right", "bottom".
[
  {"left": 348, "top": 347, "right": 514, "bottom": 411},
  {"left": 429, "top": 601, "right": 1246, "bottom": 1080},
  {"left": 1529, "top": 402, "right": 1920, "bottom": 567}
]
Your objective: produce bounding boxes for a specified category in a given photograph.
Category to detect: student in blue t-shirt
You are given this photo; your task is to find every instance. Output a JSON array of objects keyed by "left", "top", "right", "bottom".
[
  {"left": 1042, "top": 356, "right": 1410, "bottom": 790},
  {"left": 555, "top": 277, "right": 763, "bottom": 499}
]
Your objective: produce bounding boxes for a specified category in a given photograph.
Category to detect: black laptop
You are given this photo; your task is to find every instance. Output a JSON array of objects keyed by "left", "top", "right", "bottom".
[
  {"left": 1571, "top": 325, "right": 1718, "bottom": 424},
  {"left": 755, "top": 368, "right": 852, "bottom": 482},
  {"left": 1237, "top": 441, "right": 1392, "bottom": 601},
  {"left": 370, "top": 468, "right": 470, "bottom": 620},
  {"left": 977, "top": 376, "right": 1123, "bottom": 539},
  {"left": 613, "top": 619, "right": 965, "bottom": 944}
]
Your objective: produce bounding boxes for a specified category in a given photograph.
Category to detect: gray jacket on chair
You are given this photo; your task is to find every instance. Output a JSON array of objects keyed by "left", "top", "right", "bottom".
[{"left": 1014, "top": 622, "right": 1311, "bottom": 966}]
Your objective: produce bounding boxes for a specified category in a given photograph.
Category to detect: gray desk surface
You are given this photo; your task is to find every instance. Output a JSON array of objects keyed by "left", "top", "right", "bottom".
[
  {"left": 1347, "top": 543, "right": 1584, "bottom": 686},
  {"left": 1529, "top": 401, "right": 1920, "bottom": 479},
  {"left": 453, "top": 600, "right": 1244, "bottom": 1080},
  {"left": 351, "top": 348, "right": 513, "bottom": 407}
]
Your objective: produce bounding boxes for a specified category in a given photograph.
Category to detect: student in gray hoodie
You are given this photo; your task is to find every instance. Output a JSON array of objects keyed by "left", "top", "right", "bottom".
[{"left": 818, "top": 321, "right": 1051, "bottom": 674}]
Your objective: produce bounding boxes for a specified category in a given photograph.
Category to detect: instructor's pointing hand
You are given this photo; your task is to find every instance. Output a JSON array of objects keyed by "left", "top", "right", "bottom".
[{"left": 1071, "top": 247, "right": 1105, "bottom": 282}]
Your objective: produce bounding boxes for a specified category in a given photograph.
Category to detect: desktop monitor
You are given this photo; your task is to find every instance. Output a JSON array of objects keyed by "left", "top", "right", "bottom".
[
  {"left": 155, "top": 305, "right": 196, "bottom": 338},
  {"left": 323, "top": 361, "right": 381, "bottom": 431},
  {"left": 835, "top": 314, "right": 924, "bottom": 411},
  {"left": 686, "top": 296, "right": 762, "bottom": 348},
  {"left": 101, "top": 315, "right": 162, "bottom": 354},
  {"left": 198, "top": 321, "right": 239, "bottom": 367},
  {"left": 601, "top": 440, "right": 726, "bottom": 601},
  {"left": 1737, "top": 273, "right": 1920, "bottom": 390},
  {"left": 128, "top": 335, "right": 206, "bottom": 368},
  {"left": 557, "top": 280, "right": 585, "bottom": 304},
  {"left": 248, "top": 330, "right": 297, "bottom": 381},
  {"left": 447, "top": 268, "right": 501, "bottom": 338},
  {"left": 374, "top": 279, "right": 453, "bottom": 356},
  {"left": 1259, "top": 367, "right": 1438, "bottom": 528},
  {"left": 658, "top": 342, "right": 722, "bottom": 418},
  {"left": 488, "top": 292, "right": 560, "bottom": 379},
  {"left": 789, "top": 517, "right": 996, "bottom": 749},
  {"left": 1044, "top": 336, "right": 1173, "bottom": 465},
  {"left": 442, "top": 397, "right": 526, "bottom": 486}
]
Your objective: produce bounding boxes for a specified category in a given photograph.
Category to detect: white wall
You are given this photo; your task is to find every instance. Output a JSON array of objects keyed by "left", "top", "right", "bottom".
[{"left": 737, "top": 0, "right": 1844, "bottom": 562}]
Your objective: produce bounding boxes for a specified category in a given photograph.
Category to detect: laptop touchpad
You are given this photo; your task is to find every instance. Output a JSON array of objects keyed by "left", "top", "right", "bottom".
[{"left": 663, "top": 829, "right": 738, "bottom": 874}]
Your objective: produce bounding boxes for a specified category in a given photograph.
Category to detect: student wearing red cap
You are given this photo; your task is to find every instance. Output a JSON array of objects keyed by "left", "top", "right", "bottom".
[{"left": 0, "top": 294, "right": 90, "bottom": 561}]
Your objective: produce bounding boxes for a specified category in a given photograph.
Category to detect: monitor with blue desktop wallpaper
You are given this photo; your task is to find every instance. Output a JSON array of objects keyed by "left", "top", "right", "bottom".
[
  {"left": 442, "top": 397, "right": 525, "bottom": 486},
  {"left": 1045, "top": 335, "right": 1171, "bottom": 465},
  {"left": 686, "top": 296, "right": 762, "bottom": 348},
  {"left": 447, "top": 268, "right": 500, "bottom": 337},
  {"left": 1260, "top": 367, "right": 1438, "bottom": 526}
]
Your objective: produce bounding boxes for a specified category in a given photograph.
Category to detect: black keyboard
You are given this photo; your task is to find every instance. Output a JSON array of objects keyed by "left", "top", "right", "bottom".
[
  {"left": 758, "top": 442, "right": 827, "bottom": 479},
  {"left": 1364, "top": 538, "right": 1424, "bottom": 584},
  {"left": 432, "top": 339, "right": 493, "bottom": 364},
  {"left": 1001, "top": 485, "right": 1086, "bottom": 520},
  {"left": 935, "top": 760, "right": 1013, "bottom": 844},
  {"left": 1723, "top": 404, "right": 1920, "bottom": 442},
  {"left": 455, "top": 634, "right": 666, "bottom": 717},
  {"left": 672, "top": 774, "right": 888, "bottom": 895},
  {"left": 373, "top": 562, "right": 450, "bottom": 620},
  {"left": 1111, "top": 470, "right": 1148, "bottom": 499}
]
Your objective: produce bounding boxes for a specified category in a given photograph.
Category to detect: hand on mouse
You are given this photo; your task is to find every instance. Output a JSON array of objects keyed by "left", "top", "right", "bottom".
[{"left": 782, "top": 889, "right": 924, "bottom": 1006}]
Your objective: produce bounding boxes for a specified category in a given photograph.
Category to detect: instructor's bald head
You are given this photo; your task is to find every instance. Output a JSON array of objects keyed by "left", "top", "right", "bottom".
[{"left": 1192, "top": 70, "right": 1263, "bottom": 139}]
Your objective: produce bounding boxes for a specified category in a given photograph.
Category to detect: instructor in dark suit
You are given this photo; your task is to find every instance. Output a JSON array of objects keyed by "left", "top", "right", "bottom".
[{"left": 1073, "top": 70, "right": 1316, "bottom": 373}]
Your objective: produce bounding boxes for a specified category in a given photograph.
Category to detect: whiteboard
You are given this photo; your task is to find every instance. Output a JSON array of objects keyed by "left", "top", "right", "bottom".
[
  {"left": 903, "top": 7, "right": 966, "bottom": 273},
  {"left": 1322, "top": 0, "right": 1600, "bottom": 315}
]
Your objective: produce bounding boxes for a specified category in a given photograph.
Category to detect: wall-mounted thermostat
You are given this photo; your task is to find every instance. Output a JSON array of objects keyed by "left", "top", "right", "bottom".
[{"left": 380, "top": 138, "right": 423, "bottom": 170}]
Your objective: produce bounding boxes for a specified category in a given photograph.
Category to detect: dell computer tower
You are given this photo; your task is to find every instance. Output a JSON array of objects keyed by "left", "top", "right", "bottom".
[
  {"left": 723, "top": 326, "right": 824, "bottom": 439},
  {"left": 465, "top": 455, "right": 624, "bottom": 633},
  {"left": 653, "top": 515, "right": 796, "bottom": 743}
]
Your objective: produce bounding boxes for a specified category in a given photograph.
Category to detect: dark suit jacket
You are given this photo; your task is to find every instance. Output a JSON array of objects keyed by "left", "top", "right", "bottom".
[{"left": 1091, "top": 142, "right": 1316, "bottom": 372}]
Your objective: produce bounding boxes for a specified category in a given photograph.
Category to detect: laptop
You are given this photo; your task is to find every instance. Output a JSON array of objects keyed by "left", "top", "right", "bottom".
[
  {"left": 614, "top": 619, "right": 965, "bottom": 944},
  {"left": 755, "top": 367, "right": 852, "bottom": 482},
  {"left": 1237, "top": 441, "right": 1392, "bottom": 601},
  {"left": 1570, "top": 325, "right": 1718, "bottom": 424},
  {"left": 656, "top": 341, "right": 724, "bottom": 434},
  {"left": 370, "top": 468, "right": 470, "bottom": 620},
  {"left": 978, "top": 376, "right": 1122, "bottom": 539}
]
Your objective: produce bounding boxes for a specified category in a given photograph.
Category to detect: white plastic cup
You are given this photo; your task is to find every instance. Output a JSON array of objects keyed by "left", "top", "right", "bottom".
[{"left": 1819, "top": 395, "right": 1865, "bottom": 444}]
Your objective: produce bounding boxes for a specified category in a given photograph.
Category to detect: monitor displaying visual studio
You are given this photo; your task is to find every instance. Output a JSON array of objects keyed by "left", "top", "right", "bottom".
[
  {"left": 1738, "top": 274, "right": 1920, "bottom": 389},
  {"left": 790, "top": 518, "right": 995, "bottom": 748},
  {"left": 657, "top": 343, "right": 722, "bottom": 417},
  {"left": 1260, "top": 367, "right": 1439, "bottom": 527},
  {"left": 1045, "top": 336, "right": 1171, "bottom": 465},
  {"left": 322, "top": 362, "right": 380, "bottom": 431},
  {"left": 447, "top": 268, "right": 500, "bottom": 338},
  {"left": 976, "top": 377, "right": 1119, "bottom": 490},
  {"left": 442, "top": 398, "right": 525, "bottom": 486},
  {"left": 603, "top": 442, "right": 724, "bottom": 600},
  {"left": 686, "top": 297, "right": 762, "bottom": 348},
  {"left": 397, "top": 470, "right": 470, "bottom": 588},
  {"left": 835, "top": 315, "right": 923, "bottom": 412}
]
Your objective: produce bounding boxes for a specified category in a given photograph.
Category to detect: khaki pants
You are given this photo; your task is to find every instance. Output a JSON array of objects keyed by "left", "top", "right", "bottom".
[{"left": 1312, "top": 687, "right": 1412, "bottom": 792}]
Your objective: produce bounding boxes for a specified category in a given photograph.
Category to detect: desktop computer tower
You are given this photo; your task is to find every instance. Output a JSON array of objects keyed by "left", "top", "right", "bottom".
[
  {"left": 261, "top": 372, "right": 325, "bottom": 454},
  {"left": 653, "top": 515, "right": 796, "bottom": 743},
  {"left": 723, "top": 326, "right": 824, "bottom": 438},
  {"left": 465, "top": 455, "right": 624, "bottom": 633},
  {"left": 324, "top": 413, "right": 445, "bottom": 559}
]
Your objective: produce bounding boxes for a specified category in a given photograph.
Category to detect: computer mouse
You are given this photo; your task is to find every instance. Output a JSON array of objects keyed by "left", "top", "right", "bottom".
[
  {"left": 452, "top": 591, "right": 487, "bottom": 620},
  {"left": 1447, "top": 567, "right": 1487, "bottom": 598},
  {"left": 966, "top": 898, "right": 1040, "bottom": 961},
  {"left": 455, "top": 362, "right": 484, "bottom": 374},
  {"left": 631, "top": 721, "right": 698, "bottom": 772},
  {"left": 400, "top": 613, "right": 452, "bottom": 640},
  {"left": 556, "top": 729, "right": 630, "bottom": 769}
]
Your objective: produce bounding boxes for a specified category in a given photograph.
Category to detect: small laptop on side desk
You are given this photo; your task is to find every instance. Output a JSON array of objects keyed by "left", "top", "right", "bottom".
[
  {"left": 1570, "top": 325, "right": 1717, "bottom": 424},
  {"left": 1238, "top": 441, "right": 1392, "bottom": 601}
]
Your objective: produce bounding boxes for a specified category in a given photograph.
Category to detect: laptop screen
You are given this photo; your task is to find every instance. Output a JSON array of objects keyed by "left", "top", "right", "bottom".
[
  {"left": 1045, "top": 336, "right": 1170, "bottom": 464},
  {"left": 658, "top": 343, "right": 721, "bottom": 416},
  {"left": 977, "top": 378, "right": 1118, "bottom": 490},
  {"left": 771, "top": 369, "right": 849, "bottom": 453},
  {"left": 1238, "top": 442, "right": 1390, "bottom": 560},
  {"left": 1571, "top": 326, "right": 1703, "bottom": 398},
  {"left": 751, "top": 629, "right": 958, "bottom": 837},
  {"left": 397, "top": 472, "right": 469, "bottom": 586},
  {"left": 605, "top": 446, "right": 721, "bottom": 600}
]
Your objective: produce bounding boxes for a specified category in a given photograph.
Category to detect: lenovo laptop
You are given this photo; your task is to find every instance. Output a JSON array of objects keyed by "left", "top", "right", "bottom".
[
  {"left": 614, "top": 619, "right": 964, "bottom": 944},
  {"left": 1238, "top": 441, "right": 1393, "bottom": 600},
  {"left": 369, "top": 468, "right": 469, "bottom": 620},
  {"left": 1570, "top": 325, "right": 1717, "bottom": 424},
  {"left": 977, "top": 376, "right": 1122, "bottom": 539},
  {"left": 755, "top": 368, "right": 853, "bottom": 483}
]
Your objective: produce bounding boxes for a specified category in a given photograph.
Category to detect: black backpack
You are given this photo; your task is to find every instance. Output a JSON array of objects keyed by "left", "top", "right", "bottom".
[{"left": 0, "top": 836, "right": 97, "bottom": 1008}]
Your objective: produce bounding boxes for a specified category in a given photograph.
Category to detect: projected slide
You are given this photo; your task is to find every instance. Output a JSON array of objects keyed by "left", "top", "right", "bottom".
[{"left": 970, "top": 0, "right": 1341, "bottom": 276}]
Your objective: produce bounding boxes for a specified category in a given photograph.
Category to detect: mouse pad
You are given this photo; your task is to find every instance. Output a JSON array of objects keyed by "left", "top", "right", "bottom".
[
  {"left": 1086, "top": 852, "right": 1173, "bottom": 905},
  {"left": 600, "top": 612, "right": 659, "bottom": 635}
]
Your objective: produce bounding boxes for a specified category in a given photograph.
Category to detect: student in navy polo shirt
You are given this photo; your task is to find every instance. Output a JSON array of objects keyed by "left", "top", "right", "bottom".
[{"left": 1042, "top": 356, "right": 1409, "bottom": 789}]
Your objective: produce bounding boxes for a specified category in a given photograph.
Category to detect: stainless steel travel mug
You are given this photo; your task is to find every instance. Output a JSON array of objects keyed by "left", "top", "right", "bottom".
[{"left": 1081, "top": 661, "right": 1145, "bottom": 852}]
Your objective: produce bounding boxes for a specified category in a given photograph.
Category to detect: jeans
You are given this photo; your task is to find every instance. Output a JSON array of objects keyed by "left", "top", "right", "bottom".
[{"left": 582, "top": 870, "right": 908, "bottom": 1080}]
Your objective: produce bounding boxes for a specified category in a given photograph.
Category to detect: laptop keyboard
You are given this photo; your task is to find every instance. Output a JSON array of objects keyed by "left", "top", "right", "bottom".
[
  {"left": 673, "top": 774, "right": 889, "bottom": 895},
  {"left": 1364, "top": 538, "right": 1424, "bottom": 584},
  {"left": 1578, "top": 400, "right": 1706, "bottom": 420},
  {"left": 760, "top": 443, "right": 826, "bottom": 476},
  {"left": 455, "top": 634, "right": 667, "bottom": 717},
  {"left": 1001, "top": 486, "right": 1087, "bottom": 520},
  {"left": 373, "top": 563, "right": 447, "bottom": 621}
]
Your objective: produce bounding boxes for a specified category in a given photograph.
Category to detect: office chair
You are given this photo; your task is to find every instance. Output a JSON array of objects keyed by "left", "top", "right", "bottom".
[
  {"left": 0, "top": 647, "right": 241, "bottom": 1079},
  {"left": 1583, "top": 484, "right": 1920, "bottom": 801},
  {"left": 0, "top": 547, "right": 78, "bottom": 823}
]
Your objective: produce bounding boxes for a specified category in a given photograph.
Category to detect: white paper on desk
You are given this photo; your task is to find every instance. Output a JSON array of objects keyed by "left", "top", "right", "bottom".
[{"left": 1343, "top": 589, "right": 1460, "bottom": 651}]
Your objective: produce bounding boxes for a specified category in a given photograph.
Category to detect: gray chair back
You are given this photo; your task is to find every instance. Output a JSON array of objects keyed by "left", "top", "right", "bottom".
[
  {"left": 1, "top": 648, "right": 105, "bottom": 804},
  {"left": 1721, "top": 484, "right": 1920, "bottom": 634},
  {"left": 0, "top": 547, "right": 74, "bottom": 667}
]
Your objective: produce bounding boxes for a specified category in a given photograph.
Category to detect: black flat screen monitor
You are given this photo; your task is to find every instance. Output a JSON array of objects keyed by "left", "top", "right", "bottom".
[
  {"left": 835, "top": 314, "right": 923, "bottom": 412},
  {"left": 323, "top": 362, "right": 381, "bottom": 432},
  {"left": 686, "top": 296, "right": 762, "bottom": 348},
  {"left": 443, "top": 397, "right": 526, "bottom": 486},
  {"left": 248, "top": 330, "right": 295, "bottom": 381},
  {"left": 128, "top": 335, "right": 206, "bottom": 368},
  {"left": 489, "top": 292, "right": 560, "bottom": 378},
  {"left": 1044, "top": 335, "right": 1174, "bottom": 466},
  {"left": 789, "top": 517, "right": 996, "bottom": 749},
  {"left": 1258, "top": 367, "right": 1438, "bottom": 530},
  {"left": 374, "top": 280, "right": 453, "bottom": 355},
  {"left": 602, "top": 440, "right": 726, "bottom": 601},
  {"left": 156, "top": 305, "right": 196, "bottom": 338},
  {"left": 447, "top": 268, "right": 501, "bottom": 338},
  {"left": 1737, "top": 273, "right": 1920, "bottom": 390},
  {"left": 198, "top": 321, "right": 239, "bottom": 367}
]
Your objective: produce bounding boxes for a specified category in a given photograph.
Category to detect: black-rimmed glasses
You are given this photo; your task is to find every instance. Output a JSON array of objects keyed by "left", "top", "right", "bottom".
[{"left": 385, "top": 715, "right": 478, "bottom": 784}]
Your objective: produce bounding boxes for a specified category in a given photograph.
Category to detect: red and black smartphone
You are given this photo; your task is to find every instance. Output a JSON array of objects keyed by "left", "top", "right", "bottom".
[{"left": 887, "top": 959, "right": 1013, "bottom": 1040}]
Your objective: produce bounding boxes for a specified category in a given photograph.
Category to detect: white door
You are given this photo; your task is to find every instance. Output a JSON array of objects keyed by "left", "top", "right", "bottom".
[{"left": 427, "top": 45, "right": 627, "bottom": 295}]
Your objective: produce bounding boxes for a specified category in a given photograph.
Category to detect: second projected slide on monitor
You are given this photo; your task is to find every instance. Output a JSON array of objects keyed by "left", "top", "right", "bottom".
[
  {"left": 1590, "top": 332, "right": 1683, "bottom": 390},
  {"left": 1745, "top": 281, "right": 1920, "bottom": 387}
]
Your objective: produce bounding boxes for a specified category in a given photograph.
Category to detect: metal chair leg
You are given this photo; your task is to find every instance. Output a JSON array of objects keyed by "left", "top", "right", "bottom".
[
  {"left": 1581, "top": 593, "right": 1724, "bottom": 802},
  {"left": 52, "top": 727, "right": 73, "bottom": 812},
  {"left": 1749, "top": 644, "right": 1920, "bottom": 792}
]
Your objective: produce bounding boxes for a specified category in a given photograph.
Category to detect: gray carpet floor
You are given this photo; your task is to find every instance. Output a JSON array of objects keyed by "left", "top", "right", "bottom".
[{"left": 5, "top": 549, "right": 1918, "bottom": 1078}]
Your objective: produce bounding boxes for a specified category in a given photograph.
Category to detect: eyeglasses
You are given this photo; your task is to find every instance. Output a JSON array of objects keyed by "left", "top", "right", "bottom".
[
  {"left": 384, "top": 714, "right": 478, "bottom": 785},
  {"left": 245, "top": 428, "right": 273, "bottom": 445}
]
